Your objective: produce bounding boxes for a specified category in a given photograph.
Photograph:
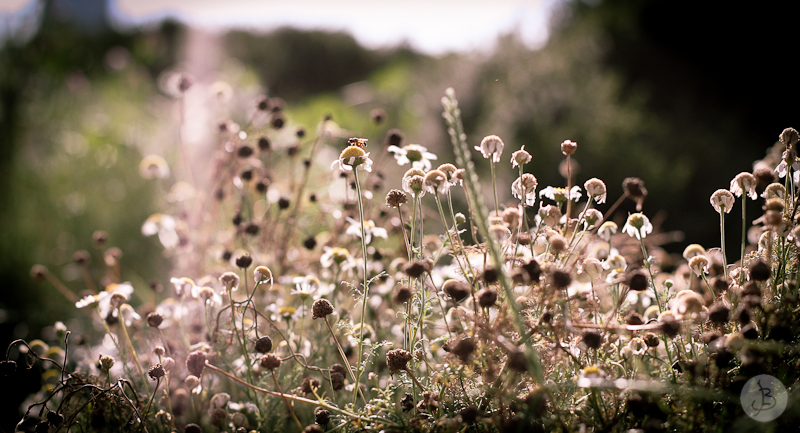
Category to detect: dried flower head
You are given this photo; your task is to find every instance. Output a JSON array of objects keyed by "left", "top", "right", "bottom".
[
  {"left": 235, "top": 254, "right": 253, "bottom": 269},
  {"left": 423, "top": 169, "right": 450, "bottom": 195},
  {"left": 688, "top": 255, "right": 709, "bottom": 276},
  {"left": 442, "top": 280, "right": 470, "bottom": 303},
  {"left": 451, "top": 338, "right": 475, "bottom": 363},
  {"left": 475, "top": 135, "right": 505, "bottom": 162},
  {"left": 386, "top": 348, "right": 413, "bottom": 374},
  {"left": 710, "top": 189, "right": 735, "bottom": 214},
  {"left": 311, "top": 299, "right": 334, "bottom": 319},
  {"left": 560, "top": 139, "right": 577, "bottom": 156},
  {"left": 476, "top": 288, "right": 498, "bottom": 308},
  {"left": 730, "top": 172, "right": 757, "bottom": 200},
  {"left": 511, "top": 146, "right": 532, "bottom": 168},
  {"left": 626, "top": 269, "right": 649, "bottom": 291},
  {"left": 623, "top": 177, "right": 648, "bottom": 211},
  {"left": 682, "top": 244, "right": 706, "bottom": 260},
  {"left": 219, "top": 272, "right": 240, "bottom": 292},
  {"left": 146, "top": 312, "right": 163, "bottom": 328},
  {"left": 780, "top": 127, "right": 799, "bottom": 148},
  {"left": 148, "top": 364, "right": 166, "bottom": 380},
  {"left": 99, "top": 354, "right": 115, "bottom": 371},
  {"left": 386, "top": 189, "right": 408, "bottom": 208},
  {"left": 512, "top": 174, "right": 538, "bottom": 206},
  {"left": 186, "top": 351, "right": 206, "bottom": 377},
  {"left": 582, "top": 331, "right": 602, "bottom": 349},
  {"left": 254, "top": 336, "right": 273, "bottom": 353},
  {"left": 671, "top": 290, "right": 706, "bottom": 319},
  {"left": 259, "top": 353, "right": 282, "bottom": 370},
  {"left": 385, "top": 128, "right": 404, "bottom": 147},
  {"left": 301, "top": 377, "right": 321, "bottom": 394}
]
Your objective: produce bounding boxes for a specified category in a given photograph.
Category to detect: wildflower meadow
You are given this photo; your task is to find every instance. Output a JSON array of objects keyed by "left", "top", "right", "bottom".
[{"left": 6, "top": 79, "right": 800, "bottom": 432}]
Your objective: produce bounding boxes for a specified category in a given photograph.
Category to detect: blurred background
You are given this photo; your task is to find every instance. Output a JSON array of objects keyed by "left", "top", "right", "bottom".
[{"left": 1, "top": 0, "right": 799, "bottom": 426}]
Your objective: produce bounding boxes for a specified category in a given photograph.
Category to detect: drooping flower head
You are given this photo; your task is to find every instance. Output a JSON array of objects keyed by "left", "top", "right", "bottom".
[
  {"left": 622, "top": 213, "right": 653, "bottom": 240},
  {"left": 437, "top": 163, "right": 459, "bottom": 186},
  {"left": 729, "top": 172, "right": 757, "bottom": 200},
  {"left": 475, "top": 135, "right": 505, "bottom": 163},
  {"left": 511, "top": 146, "right": 532, "bottom": 168},
  {"left": 512, "top": 173, "right": 538, "bottom": 206},
  {"left": 423, "top": 169, "right": 450, "bottom": 195},
  {"left": 710, "top": 189, "right": 735, "bottom": 214},
  {"left": 402, "top": 168, "right": 426, "bottom": 197},
  {"left": 584, "top": 178, "right": 607, "bottom": 204},
  {"left": 387, "top": 143, "right": 438, "bottom": 171},
  {"left": 597, "top": 221, "right": 617, "bottom": 241}
]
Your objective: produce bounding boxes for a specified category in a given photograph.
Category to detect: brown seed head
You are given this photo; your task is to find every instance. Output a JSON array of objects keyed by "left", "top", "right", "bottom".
[
  {"left": 386, "top": 348, "right": 412, "bottom": 374},
  {"left": 146, "top": 312, "right": 163, "bottom": 328},
  {"left": 443, "top": 280, "right": 470, "bottom": 303},
  {"left": 300, "top": 377, "right": 321, "bottom": 394},
  {"left": 312, "top": 299, "right": 334, "bottom": 319},
  {"left": 626, "top": 269, "right": 649, "bottom": 291},
  {"left": 259, "top": 353, "right": 282, "bottom": 370},
  {"left": 451, "top": 338, "right": 475, "bottom": 363},
  {"left": 477, "top": 288, "right": 498, "bottom": 308},
  {"left": 254, "top": 336, "right": 273, "bottom": 353},
  {"left": 148, "top": 364, "right": 165, "bottom": 380},
  {"left": 582, "top": 331, "right": 602, "bottom": 349},
  {"left": 394, "top": 286, "right": 413, "bottom": 304},
  {"left": 643, "top": 332, "right": 660, "bottom": 348},
  {"left": 186, "top": 351, "right": 206, "bottom": 377},
  {"left": 385, "top": 189, "right": 408, "bottom": 208}
]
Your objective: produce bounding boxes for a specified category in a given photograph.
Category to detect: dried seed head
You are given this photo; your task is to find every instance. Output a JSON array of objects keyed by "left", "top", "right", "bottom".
[
  {"left": 330, "top": 364, "right": 347, "bottom": 376},
  {"left": 582, "top": 331, "right": 602, "bottom": 349},
  {"left": 507, "top": 350, "right": 528, "bottom": 372},
  {"left": 330, "top": 372, "right": 345, "bottom": 390},
  {"left": 186, "top": 351, "right": 206, "bottom": 377},
  {"left": 315, "top": 409, "right": 331, "bottom": 426},
  {"left": 301, "top": 377, "right": 321, "bottom": 394},
  {"left": 451, "top": 338, "right": 475, "bottom": 363},
  {"left": 99, "top": 354, "right": 115, "bottom": 371},
  {"left": 369, "top": 108, "right": 386, "bottom": 125},
  {"left": 385, "top": 128, "right": 404, "bottom": 147},
  {"left": 237, "top": 144, "right": 254, "bottom": 158},
  {"left": 259, "top": 353, "right": 282, "bottom": 370},
  {"left": 780, "top": 127, "right": 799, "bottom": 149},
  {"left": 219, "top": 272, "right": 240, "bottom": 291},
  {"left": 385, "top": 189, "right": 408, "bottom": 208},
  {"left": 235, "top": 254, "right": 253, "bottom": 269},
  {"left": 749, "top": 260, "right": 771, "bottom": 281},
  {"left": 643, "top": 332, "right": 660, "bottom": 348},
  {"left": 254, "top": 336, "right": 273, "bottom": 353},
  {"left": 30, "top": 264, "right": 48, "bottom": 281},
  {"left": 386, "top": 348, "right": 413, "bottom": 374},
  {"left": 394, "top": 285, "right": 413, "bottom": 304},
  {"left": 146, "top": 312, "right": 163, "bottom": 328},
  {"left": 148, "top": 364, "right": 165, "bottom": 380},
  {"left": 184, "top": 424, "right": 201, "bottom": 433},
  {"left": 477, "top": 288, "right": 498, "bottom": 308},
  {"left": 560, "top": 139, "right": 577, "bottom": 156},
  {"left": 659, "top": 317, "right": 681, "bottom": 338},
  {"left": 626, "top": 269, "right": 649, "bottom": 291},
  {"left": 443, "top": 280, "right": 470, "bottom": 303},
  {"left": 625, "top": 311, "right": 644, "bottom": 326},
  {"left": 311, "top": 299, "right": 334, "bottom": 319},
  {"left": 403, "top": 260, "right": 430, "bottom": 279},
  {"left": 73, "top": 250, "right": 90, "bottom": 266},
  {"left": 708, "top": 303, "right": 730, "bottom": 324},
  {"left": 551, "top": 269, "right": 572, "bottom": 289},
  {"left": 303, "top": 236, "right": 317, "bottom": 250},
  {"left": 153, "top": 346, "right": 165, "bottom": 357},
  {"left": 423, "top": 169, "right": 449, "bottom": 194},
  {"left": 303, "top": 424, "right": 325, "bottom": 433},
  {"left": 623, "top": 177, "right": 648, "bottom": 210},
  {"left": 549, "top": 233, "right": 567, "bottom": 254}
]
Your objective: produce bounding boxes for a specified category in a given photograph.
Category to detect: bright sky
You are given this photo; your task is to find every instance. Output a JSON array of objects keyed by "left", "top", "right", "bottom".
[
  {"left": 110, "top": 0, "right": 557, "bottom": 54},
  {"left": 1, "top": 0, "right": 558, "bottom": 54}
]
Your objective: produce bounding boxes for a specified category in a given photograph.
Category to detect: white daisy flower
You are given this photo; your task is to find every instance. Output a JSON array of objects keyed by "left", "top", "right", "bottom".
[
  {"left": 387, "top": 143, "right": 438, "bottom": 171},
  {"left": 539, "top": 186, "right": 582, "bottom": 203},
  {"left": 346, "top": 217, "right": 388, "bottom": 244},
  {"left": 475, "top": 135, "right": 505, "bottom": 162}
]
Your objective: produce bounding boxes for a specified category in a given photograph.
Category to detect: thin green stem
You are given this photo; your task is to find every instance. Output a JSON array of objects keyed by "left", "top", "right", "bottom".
[
  {"left": 352, "top": 168, "right": 369, "bottom": 407},
  {"left": 117, "top": 306, "right": 149, "bottom": 393},
  {"left": 490, "top": 160, "right": 500, "bottom": 215},
  {"left": 740, "top": 194, "right": 747, "bottom": 285}
]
